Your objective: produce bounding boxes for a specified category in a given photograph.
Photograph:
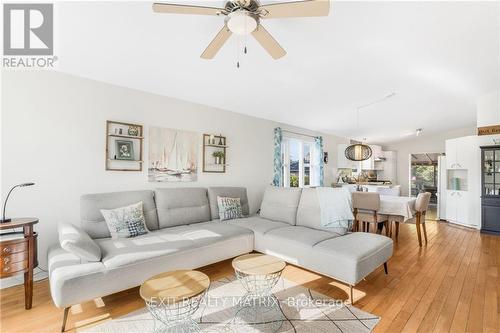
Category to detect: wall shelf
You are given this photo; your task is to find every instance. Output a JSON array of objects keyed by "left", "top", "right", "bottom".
[
  {"left": 203, "top": 134, "right": 227, "bottom": 173},
  {"left": 108, "top": 134, "right": 144, "bottom": 139},
  {"left": 105, "top": 120, "right": 143, "bottom": 171}
]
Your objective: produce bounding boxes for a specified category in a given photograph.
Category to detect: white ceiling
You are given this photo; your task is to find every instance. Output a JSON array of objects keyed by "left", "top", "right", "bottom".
[{"left": 55, "top": 1, "right": 500, "bottom": 143}]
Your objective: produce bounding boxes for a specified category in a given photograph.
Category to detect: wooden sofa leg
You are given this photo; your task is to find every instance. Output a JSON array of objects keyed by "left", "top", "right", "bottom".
[
  {"left": 61, "top": 307, "right": 70, "bottom": 332},
  {"left": 384, "top": 262, "right": 388, "bottom": 275},
  {"left": 349, "top": 285, "right": 354, "bottom": 304}
]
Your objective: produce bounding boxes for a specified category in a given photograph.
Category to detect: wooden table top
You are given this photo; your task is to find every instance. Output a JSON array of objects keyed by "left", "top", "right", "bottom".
[
  {"left": 139, "top": 270, "right": 210, "bottom": 304},
  {"left": 0, "top": 218, "right": 38, "bottom": 230},
  {"left": 232, "top": 253, "right": 286, "bottom": 275}
]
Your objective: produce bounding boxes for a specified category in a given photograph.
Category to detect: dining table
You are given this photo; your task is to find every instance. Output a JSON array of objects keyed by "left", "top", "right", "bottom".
[{"left": 378, "top": 195, "right": 417, "bottom": 222}]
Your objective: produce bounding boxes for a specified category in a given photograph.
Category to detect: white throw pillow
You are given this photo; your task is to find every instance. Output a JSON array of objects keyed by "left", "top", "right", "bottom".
[
  {"left": 100, "top": 202, "right": 148, "bottom": 239},
  {"left": 58, "top": 223, "right": 101, "bottom": 262},
  {"left": 217, "top": 196, "right": 243, "bottom": 221}
]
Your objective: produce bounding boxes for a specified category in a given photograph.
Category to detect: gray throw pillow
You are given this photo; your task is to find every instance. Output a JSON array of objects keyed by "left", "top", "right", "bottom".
[
  {"left": 100, "top": 201, "right": 148, "bottom": 239},
  {"left": 58, "top": 223, "right": 101, "bottom": 262},
  {"left": 217, "top": 196, "right": 243, "bottom": 221}
]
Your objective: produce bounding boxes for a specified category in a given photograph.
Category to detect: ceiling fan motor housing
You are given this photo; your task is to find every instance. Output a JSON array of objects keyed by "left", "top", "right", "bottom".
[
  {"left": 224, "top": 1, "right": 261, "bottom": 35},
  {"left": 226, "top": 11, "right": 259, "bottom": 35}
]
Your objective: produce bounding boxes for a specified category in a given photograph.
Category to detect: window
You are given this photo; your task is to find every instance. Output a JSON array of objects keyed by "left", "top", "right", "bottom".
[{"left": 282, "top": 137, "right": 319, "bottom": 188}]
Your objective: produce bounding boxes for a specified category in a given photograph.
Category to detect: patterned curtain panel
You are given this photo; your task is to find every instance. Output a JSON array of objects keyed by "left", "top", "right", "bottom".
[
  {"left": 272, "top": 127, "right": 283, "bottom": 186},
  {"left": 314, "top": 136, "right": 324, "bottom": 186}
]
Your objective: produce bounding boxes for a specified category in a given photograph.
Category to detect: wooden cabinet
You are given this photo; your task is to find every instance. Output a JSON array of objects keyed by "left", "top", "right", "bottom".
[
  {"left": 0, "top": 219, "right": 38, "bottom": 310},
  {"left": 480, "top": 145, "right": 500, "bottom": 234}
]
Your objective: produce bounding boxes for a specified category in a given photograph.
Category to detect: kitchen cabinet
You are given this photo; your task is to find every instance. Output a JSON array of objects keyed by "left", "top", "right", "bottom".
[
  {"left": 361, "top": 145, "right": 383, "bottom": 170},
  {"left": 377, "top": 151, "right": 397, "bottom": 182},
  {"left": 337, "top": 144, "right": 357, "bottom": 169},
  {"left": 446, "top": 136, "right": 476, "bottom": 170},
  {"left": 446, "top": 190, "right": 474, "bottom": 227}
]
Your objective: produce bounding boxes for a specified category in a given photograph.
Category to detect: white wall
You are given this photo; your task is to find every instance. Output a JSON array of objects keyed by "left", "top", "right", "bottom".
[
  {"left": 383, "top": 127, "right": 476, "bottom": 196},
  {"left": 477, "top": 91, "right": 500, "bottom": 127},
  {"left": 1, "top": 70, "right": 347, "bottom": 278}
]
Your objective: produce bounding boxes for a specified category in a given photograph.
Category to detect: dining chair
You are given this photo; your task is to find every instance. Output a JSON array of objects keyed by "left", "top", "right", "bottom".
[
  {"left": 414, "top": 192, "right": 432, "bottom": 246},
  {"left": 389, "top": 192, "right": 431, "bottom": 246},
  {"left": 352, "top": 192, "right": 389, "bottom": 235}
]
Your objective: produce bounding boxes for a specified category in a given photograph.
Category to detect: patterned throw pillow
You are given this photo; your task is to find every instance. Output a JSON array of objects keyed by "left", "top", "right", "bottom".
[
  {"left": 100, "top": 202, "right": 148, "bottom": 239},
  {"left": 217, "top": 196, "right": 243, "bottom": 221}
]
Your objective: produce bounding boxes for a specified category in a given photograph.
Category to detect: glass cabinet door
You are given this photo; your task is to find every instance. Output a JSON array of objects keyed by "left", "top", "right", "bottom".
[{"left": 483, "top": 148, "right": 500, "bottom": 196}]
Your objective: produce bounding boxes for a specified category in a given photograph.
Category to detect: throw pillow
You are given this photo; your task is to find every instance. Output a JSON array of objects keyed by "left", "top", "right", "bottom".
[
  {"left": 100, "top": 201, "right": 148, "bottom": 239},
  {"left": 217, "top": 196, "right": 243, "bottom": 221},
  {"left": 58, "top": 223, "right": 101, "bottom": 262}
]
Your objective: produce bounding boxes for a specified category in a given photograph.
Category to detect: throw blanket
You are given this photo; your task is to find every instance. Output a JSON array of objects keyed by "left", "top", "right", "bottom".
[{"left": 317, "top": 187, "right": 354, "bottom": 234}]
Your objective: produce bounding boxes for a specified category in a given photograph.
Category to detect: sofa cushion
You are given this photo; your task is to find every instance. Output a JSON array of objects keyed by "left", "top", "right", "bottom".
[
  {"left": 217, "top": 197, "right": 243, "bottom": 221},
  {"left": 225, "top": 216, "right": 289, "bottom": 237},
  {"left": 297, "top": 188, "right": 352, "bottom": 235},
  {"left": 81, "top": 190, "right": 159, "bottom": 239},
  {"left": 155, "top": 188, "right": 211, "bottom": 228},
  {"left": 208, "top": 187, "right": 249, "bottom": 219},
  {"left": 259, "top": 186, "right": 302, "bottom": 225},
  {"left": 311, "top": 232, "right": 393, "bottom": 284},
  {"left": 100, "top": 202, "right": 149, "bottom": 239},
  {"left": 58, "top": 223, "right": 101, "bottom": 262},
  {"left": 97, "top": 222, "right": 253, "bottom": 269},
  {"left": 263, "top": 226, "right": 338, "bottom": 247},
  {"left": 48, "top": 222, "right": 253, "bottom": 308},
  {"left": 252, "top": 225, "right": 338, "bottom": 268}
]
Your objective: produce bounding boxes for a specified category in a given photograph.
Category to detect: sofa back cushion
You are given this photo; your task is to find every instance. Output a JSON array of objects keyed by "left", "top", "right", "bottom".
[
  {"left": 296, "top": 188, "right": 351, "bottom": 234},
  {"left": 296, "top": 188, "right": 323, "bottom": 229},
  {"left": 259, "top": 186, "right": 302, "bottom": 225},
  {"left": 80, "top": 190, "right": 158, "bottom": 239},
  {"left": 155, "top": 187, "right": 211, "bottom": 228},
  {"left": 208, "top": 187, "right": 249, "bottom": 219}
]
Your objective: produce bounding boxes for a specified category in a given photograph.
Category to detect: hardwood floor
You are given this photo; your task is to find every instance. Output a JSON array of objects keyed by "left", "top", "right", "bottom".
[{"left": 1, "top": 220, "right": 498, "bottom": 333}]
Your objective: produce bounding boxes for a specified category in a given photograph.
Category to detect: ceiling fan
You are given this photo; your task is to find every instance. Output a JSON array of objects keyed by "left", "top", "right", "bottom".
[{"left": 152, "top": 0, "right": 330, "bottom": 60}]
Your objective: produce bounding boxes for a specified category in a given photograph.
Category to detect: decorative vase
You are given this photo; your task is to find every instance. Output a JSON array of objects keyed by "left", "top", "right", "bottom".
[{"left": 214, "top": 156, "right": 220, "bottom": 164}]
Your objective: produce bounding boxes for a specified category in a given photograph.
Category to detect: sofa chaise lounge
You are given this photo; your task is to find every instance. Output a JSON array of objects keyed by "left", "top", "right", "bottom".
[{"left": 48, "top": 186, "right": 393, "bottom": 331}]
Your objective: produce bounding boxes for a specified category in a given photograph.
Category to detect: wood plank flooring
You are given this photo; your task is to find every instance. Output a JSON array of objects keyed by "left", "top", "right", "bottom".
[{"left": 1, "top": 220, "right": 498, "bottom": 333}]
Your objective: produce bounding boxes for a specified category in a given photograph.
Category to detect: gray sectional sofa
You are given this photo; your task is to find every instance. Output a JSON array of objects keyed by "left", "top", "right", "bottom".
[{"left": 48, "top": 186, "right": 393, "bottom": 330}]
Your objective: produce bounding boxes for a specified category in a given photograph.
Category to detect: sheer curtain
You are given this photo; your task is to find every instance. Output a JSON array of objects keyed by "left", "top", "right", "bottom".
[
  {"left": 314, "top": 136, "right": 324, "bottom": 187},
  {"left": 272, "top": 127, "right": 283, "bottom": 186}
]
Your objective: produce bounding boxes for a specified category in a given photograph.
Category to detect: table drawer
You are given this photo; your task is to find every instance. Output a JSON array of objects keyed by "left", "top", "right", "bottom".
[
  {"left": 1, "top": 240, "right": 28, "bottom": 256},
  {"left": 0, "top": 259, "right": 28, "bottom": 277},
  {"left": 1, "top": 251, "right": 28, "bottom": 266}
]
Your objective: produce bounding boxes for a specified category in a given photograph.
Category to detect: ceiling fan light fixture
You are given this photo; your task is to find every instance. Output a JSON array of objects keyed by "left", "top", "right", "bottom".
[
  {"left": 226, "top": 11, "right": 257, "bottom": 35},
  {"left": 345, "top": 143, "right": 372, "bottom": 162}
]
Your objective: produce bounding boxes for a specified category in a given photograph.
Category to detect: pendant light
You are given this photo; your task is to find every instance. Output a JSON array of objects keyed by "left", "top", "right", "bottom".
[
  {"left": 345, "top": 106, "right": 372, "bottom": 161},
  {"left": 345, "top": 92, "right": 396, "bottom": 162},
  {"left": 345, "top": 141, "right": 372, "bottom": 161}
]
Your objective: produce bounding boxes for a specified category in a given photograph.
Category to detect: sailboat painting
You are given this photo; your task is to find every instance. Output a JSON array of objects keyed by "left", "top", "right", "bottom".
[{"left": 148, "top": 127, "right": 198, "bottom": 182}]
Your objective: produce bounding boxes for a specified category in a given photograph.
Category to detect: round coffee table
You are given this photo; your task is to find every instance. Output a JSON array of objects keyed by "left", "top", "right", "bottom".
[
  {"left": 140, "top": 270, "right": 210, "bottom": 333},
  {"left": 232, "top": 254, "right": 286, "bottom": 332}
]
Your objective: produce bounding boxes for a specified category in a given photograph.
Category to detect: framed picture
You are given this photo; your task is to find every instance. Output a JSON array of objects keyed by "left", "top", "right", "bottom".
[{"left": 115, "top": 140, "right": 134, "bottom": 160}]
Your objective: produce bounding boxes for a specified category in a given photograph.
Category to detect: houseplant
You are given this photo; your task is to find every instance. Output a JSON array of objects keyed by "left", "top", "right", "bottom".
[{"left": 212, "top": 151, "right": 225, "bottom": 165}]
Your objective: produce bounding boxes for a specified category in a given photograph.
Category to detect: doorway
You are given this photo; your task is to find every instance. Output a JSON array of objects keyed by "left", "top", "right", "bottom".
[{"left": 409, "top": 153, "right": 444, "bottom": 220}]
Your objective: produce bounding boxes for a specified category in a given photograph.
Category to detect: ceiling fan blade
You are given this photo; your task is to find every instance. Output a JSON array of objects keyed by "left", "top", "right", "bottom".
[
  {"left": 200, "top": 26, "right": 232, "bottom": 59},
  {"left": 152, "top": 3, "right": 223, "bottom": 16},
  {"left": 259, "top": 0, "right": 330, "bottom": 18},
  {"left": 251, "top": 24, "right": 286, "bottom": 59}
]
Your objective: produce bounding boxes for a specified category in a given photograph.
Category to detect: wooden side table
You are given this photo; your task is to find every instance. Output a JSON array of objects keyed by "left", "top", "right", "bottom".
[
  {"left": 0, "top": 218, "right": 38, "bottom": 309},
  {"left": 140, "top": 270, "right": 210, "bottom": 332}
]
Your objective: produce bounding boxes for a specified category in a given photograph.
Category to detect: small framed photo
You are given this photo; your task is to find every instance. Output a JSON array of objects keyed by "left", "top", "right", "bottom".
[{"left": 115, "top": 140, "right": 134, "bottom": 160}]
